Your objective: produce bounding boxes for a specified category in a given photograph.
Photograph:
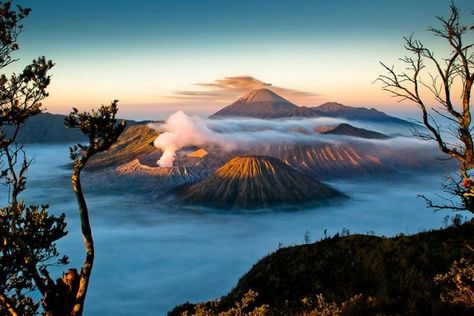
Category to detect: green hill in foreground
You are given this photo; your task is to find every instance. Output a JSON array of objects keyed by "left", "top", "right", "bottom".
[{"left": 170, "top": 221, "right": 474, "bottom": 315}]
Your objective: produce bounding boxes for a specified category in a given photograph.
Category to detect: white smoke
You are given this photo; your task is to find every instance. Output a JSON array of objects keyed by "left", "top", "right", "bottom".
[
  {"left": 150, "top": 111, "right": 432, "bottom": 167},
  {"left": 152, "top": 111, "right": 235, "bottom": 167}
]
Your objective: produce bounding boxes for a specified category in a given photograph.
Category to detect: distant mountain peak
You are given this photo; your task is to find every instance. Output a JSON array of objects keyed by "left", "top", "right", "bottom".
[
  {"left": 238, "top": 88, "right": 290, "bottom": 104},
  {"left": 210, "top": 88, "right": 300, "bottom": 119}
]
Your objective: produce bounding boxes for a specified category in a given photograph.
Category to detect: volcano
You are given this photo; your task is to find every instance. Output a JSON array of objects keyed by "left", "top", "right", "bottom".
[
  {"left": 180, "top": 155, "right": 345, "bottom": 209},
  {"left": 87, "top": 124, "right": 159, "bottom": 171},
  {"left": 322, "top": 123, "right": 390, "bottom": 139},
  {"left": 210, "top": 89, "right": 310, "bottom": 119},
  {"left": 210, "top": 89, "right": 417, "bottom": 126}
]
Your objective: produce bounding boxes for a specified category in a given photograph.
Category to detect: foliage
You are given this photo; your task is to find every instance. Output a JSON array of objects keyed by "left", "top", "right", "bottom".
[
  {"left": 65, "top": 101, "right": 126, "bottom": 167},
  {"left": 299, "top": 293, "right": 377, "bottom": 316},
  {"left": 377, "top": 3, "right": 474, "bottom": 212},
  {"left": 0, "top": 0, "right": 30, "bottom": 68},
  {"left": 177, "top": 291, "right": 378, "bottom": 316},
  {"left": 435, "top": 257, "right": 474, "bottom": 308},
  {"left": 181, "top": 290, "right": 269, "bottom": 316},
  {"left": 0, "top": 1, "right": 66, "bottom": 315},
  {"left": 0, "top": 204, "right": 67, "bottom": 315}
]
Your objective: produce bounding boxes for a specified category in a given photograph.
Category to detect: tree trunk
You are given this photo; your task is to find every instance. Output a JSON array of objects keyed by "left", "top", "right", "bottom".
[
  {"left": 70, "top": 166, "right": 94, "bottom": 316},
  {"left": 43, "top": 161, "right": 95, "bottom": 316},
  {"left": 0, "top": 293, "right": 18, "bottom": 316}
]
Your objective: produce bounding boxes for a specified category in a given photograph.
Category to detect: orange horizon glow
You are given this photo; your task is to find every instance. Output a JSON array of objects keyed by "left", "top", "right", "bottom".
[{"left": 42, "top": 71, "right": 463, "bottom": 120}]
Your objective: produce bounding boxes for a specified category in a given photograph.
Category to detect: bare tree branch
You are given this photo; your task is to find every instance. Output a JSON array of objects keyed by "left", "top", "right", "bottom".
[{"left": 378, "top": 3, "right": 474, "bottom": 212}]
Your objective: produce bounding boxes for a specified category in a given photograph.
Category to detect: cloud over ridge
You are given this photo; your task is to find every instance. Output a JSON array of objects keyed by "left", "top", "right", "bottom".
[{"left": 150, "top": 111, "right": 432, "bottom": 167}]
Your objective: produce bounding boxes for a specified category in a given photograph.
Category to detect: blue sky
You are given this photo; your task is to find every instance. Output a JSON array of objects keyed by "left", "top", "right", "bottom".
[{"left": 10, "top": 0, "right": 473, "bottom": 119}]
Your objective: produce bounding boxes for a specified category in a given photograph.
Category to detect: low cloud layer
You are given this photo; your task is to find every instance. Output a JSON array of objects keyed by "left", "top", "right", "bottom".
[{"left": 150, "top": 111, "right": 432, "bottom": 167}]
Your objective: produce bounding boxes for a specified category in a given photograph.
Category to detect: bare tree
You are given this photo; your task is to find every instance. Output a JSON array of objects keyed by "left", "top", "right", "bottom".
[{"left": 377, "top": 3, "right": 474, "bottom": 212}]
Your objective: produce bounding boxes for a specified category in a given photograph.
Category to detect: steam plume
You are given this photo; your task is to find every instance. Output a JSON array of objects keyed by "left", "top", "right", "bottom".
[{"left": 152, "top": 111, "right": 233, "bottom": 167}]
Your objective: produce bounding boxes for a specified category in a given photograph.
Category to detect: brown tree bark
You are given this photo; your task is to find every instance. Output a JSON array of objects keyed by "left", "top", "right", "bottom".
[
  {"left": 70, "top": 163, "right": 94, "bottom": 316},
  {"left": 0, "top": 294, "right": 18, "bottom": 316}
]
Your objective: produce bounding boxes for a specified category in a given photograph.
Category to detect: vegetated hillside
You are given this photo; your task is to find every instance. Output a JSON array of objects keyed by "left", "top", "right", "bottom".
[
  {"left": 180, "top": 155, "right": 345, "bottom": 209},
  {"left": 2, "top": 112, "right": 85, "bottom": 143},
  {"left": 322, "top": 123, "right": 390, "bottom": 139},
  {"left": 171, "top": 222, "right": 474, "bottom": 315},
  {"left": 86, "top": 123, "right": 159, "bottom": 171}
]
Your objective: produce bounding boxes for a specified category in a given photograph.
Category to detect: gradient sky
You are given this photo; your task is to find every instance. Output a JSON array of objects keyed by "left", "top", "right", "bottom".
[{"left": 8, "top": 0, "right": 473, "bottom": 119}]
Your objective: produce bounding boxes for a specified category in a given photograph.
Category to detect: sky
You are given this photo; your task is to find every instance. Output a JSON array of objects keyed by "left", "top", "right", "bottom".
[{"left": 7, "top": 0, "right": 474, "bottom": 119}]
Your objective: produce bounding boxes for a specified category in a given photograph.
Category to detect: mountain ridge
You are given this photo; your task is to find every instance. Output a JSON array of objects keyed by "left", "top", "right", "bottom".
[
  {"left": 210, "top": 89, "right": 415, "bottom": 126},
  {"left": 312, "top": 102, "right": 410, "bottom": 124},
  {"left": 1, "top": 112, "right": 147, "bottom": 143},
  {"left": 2, "top": 112, "right": 86, "bottom": 143}
]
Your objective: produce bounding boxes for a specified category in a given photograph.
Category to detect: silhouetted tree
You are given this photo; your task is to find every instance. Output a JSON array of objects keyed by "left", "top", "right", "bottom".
[
  {"left": 377, "top": 3, "right": 474, "bottom": 212},
  {"left": 0, "top": 1, "right": 65, "bottom": 314},
  {"left": 59, "top": 101, "right": 126, "bottom": 315},
  {"left": 0, "top": 1, "right": 126, "bottom": 315}
]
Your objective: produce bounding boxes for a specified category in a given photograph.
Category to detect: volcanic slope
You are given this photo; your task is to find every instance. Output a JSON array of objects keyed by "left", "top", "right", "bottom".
[
  {"left": 210, "top": 88, "right": 310, "bottom": 119},
  {"left": 86, "top": 123, "right": 160, "bottom": 171},
  {"left": 180, "top": 155, "right": 345, "bottom": 209}
]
